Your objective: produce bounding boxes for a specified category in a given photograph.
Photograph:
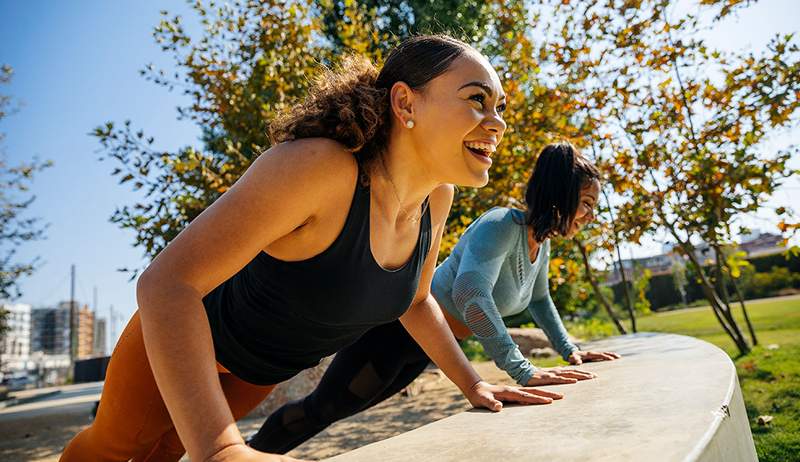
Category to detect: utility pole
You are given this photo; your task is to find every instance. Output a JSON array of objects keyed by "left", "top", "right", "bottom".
[
  {"left": 69, "top": 264, "right": 77, "bottom": 363},
  {"left": 109, "top": 304, "right": 116, "bottom": 352}
]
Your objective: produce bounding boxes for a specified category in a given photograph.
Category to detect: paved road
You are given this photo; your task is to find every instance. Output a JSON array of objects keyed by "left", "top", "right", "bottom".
[{"left": 0, "top": 382, "right": 102, "bottom": 422}]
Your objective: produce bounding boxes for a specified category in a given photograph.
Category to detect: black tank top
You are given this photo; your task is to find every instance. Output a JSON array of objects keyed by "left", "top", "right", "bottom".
[{"left": 203, "top": 170, "right": 432, "bottom": 385}]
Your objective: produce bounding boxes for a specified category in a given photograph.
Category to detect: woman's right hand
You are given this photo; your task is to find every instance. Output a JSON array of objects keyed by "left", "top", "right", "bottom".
[
  {"left": 526, "top": 367, "right": 596, "bottom": 386},
  {"left": 206, "top": 443, "right": 311, "bottom": 462}
]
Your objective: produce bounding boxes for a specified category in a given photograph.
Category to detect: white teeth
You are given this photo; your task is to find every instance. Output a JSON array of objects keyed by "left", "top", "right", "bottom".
[{"left": 464, "top": 141, "right": 497, "bottom": 153}]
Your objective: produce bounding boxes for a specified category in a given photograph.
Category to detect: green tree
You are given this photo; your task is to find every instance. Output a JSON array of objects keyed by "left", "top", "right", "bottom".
[
  {"left": 540, "top": 0, "right": 800, "bottom": 355},
  {"left": 317, "top": 0, "right": 494, "bottom": 52},
  {"left": 0, "top": 65, "right": 51, "bottom": 341},
  {"left": 94, "top": 1, "right": 355, "bottom": 267}
]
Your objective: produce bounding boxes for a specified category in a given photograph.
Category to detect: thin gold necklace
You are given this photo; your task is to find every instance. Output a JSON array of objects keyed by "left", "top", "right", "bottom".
[{"left": 378, "top": 155, "right": 428, "bottom": 224}]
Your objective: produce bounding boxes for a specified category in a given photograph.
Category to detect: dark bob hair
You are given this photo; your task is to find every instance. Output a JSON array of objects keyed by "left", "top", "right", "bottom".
[
  {"left": 522, "top": 142, "right": 600, "bottom": 242},
  {"left": 269, "top": 34, "right": 475, "bottom": 165}
]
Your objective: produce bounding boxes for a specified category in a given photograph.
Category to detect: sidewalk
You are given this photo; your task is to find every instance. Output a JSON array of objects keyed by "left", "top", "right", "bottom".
[{"left": 0, "top": 382, "right": 103, "bottom": 417}]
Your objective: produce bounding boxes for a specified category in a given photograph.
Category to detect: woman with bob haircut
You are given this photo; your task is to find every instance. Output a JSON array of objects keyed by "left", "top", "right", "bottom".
[
  {"left": 248, "top": 142, "right": 621, "bottom": 454},
  {"left": 60, "top": 35, "right": 561, "bottom": 462}
]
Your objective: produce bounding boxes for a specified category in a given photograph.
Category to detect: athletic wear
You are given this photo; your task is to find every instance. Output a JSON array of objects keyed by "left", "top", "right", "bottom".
[
  {"left": 60, "top": 312, "right": 276, "bottom": 462},
  {"left": 432, "top": 207, "right": 577, "bottom": 385},
  {"left": 203, "top": 170, "right": 432, "bottom": 385},
  {"left": 62, "top": 165, "right": 433, "bottom": 461},
  {"left": 248, "top": 207, "right": 580, "bottom": 454},
  {"left": 247, "top": 320, "right": 428, "bottom": 454}
]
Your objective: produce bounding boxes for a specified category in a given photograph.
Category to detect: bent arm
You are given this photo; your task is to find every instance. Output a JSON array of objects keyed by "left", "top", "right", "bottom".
[
  {"left": 526, "top": 244, "right": 579, "bottom": 360},
  {"left": 399, "top": 185, "right": 481, "bottom": 394},
  {"left": 453, "top": 271, "right": 536, "bottom": 385},
  {"left": 448, "top": 212, "right": 536, "bottom": 385},
  {"left": 137, "top": 140, "right": 356, "bottom": 461},
  {"left": 400, "top": 293, "right": 482, "bottom": 395}
]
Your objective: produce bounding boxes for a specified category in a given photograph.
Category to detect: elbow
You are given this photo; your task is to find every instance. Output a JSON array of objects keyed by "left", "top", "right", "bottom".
[
  {"left": 136, "top": 266, "right": 205, "bottom": 319},
  {"left": 136, "top": 268, "right": 160, "bottom": 317},
  {"left": 451, "top": 277, "right": 486, "bottom": 312}
]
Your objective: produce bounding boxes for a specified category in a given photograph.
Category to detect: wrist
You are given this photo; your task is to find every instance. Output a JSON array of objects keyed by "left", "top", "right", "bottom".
[
  {"left": 516, "top": 363, "right": 537, "bottom": 386},
  {"left": 202, "top": 437, "right": 246, "bottom": 462},
  {"left": 562, "top": 344, "right": 580, "bottom": 361},
  {"left": 467, "top": 378, "right": 485, "bottom": 395}
]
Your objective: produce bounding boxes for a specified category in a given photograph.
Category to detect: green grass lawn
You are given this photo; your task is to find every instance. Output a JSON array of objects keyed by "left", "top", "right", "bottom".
[
  {"left": 462, "top": 295, "right": 800, "bottom": 459},
  {"left": 589, "top": 295, "right": 800, "bottom": 461}
]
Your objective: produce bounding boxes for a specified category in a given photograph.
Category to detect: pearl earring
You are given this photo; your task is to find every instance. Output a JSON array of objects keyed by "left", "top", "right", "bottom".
[{"left": 405, "top": 120, "right": 415, "bottom": 129}]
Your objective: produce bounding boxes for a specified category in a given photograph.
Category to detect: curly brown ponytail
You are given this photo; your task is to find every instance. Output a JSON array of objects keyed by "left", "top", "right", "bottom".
[
  {"left": 269, "top": 55, "right": 388, "bottom": 158},
  {"left": 269, "top": 34, "right": 474, "bottom": 165}
]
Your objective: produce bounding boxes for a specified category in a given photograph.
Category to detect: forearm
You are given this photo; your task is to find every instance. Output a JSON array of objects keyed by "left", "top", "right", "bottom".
[
  {"left": 400, "top": 294, "right": 481, "bottom": 395},
  {"left": 448, "top": 271, "right": 535, "bottom": 384},
  {"left": 137, "top": 279, "right": 242, "bottom": 462},
  {"left": 474, "top": 335, "right": 536, "bottom": 385},
  {"left": 528, "top": 298, "right": 578, "bottom": 359}
]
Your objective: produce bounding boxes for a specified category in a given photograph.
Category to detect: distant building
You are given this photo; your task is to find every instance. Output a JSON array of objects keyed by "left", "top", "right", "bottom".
[
  {"left": 0, "top": 303, "right": 32, "bottom": 373},
  {"left": 93, "top": 317, "right": 107, "bottom": 357},
  {"left": 739, "top": 231, "right": 785, "bottom": 258},
  {"left": 605, "top": 253, "right": 680, "bottom": 285},
  {"left": 77, "top": 305, "right": 95, "bottom": 359},
  {"left": 688, "top": 232, "right": 785, "bottom": 266},
  {"left": 31, "top": 303, "right": 71, "bottom": 355},
  {"left": 606, "top": 231, "right": 787, "bottom": 286}
]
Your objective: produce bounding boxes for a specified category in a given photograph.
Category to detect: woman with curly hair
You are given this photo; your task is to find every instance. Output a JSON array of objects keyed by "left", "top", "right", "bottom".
[
  {"left": 60, "top": 35, "right": 561, "bottom": 462},
  {"left": 247, "top": 142, "right": 621, "bottom": 455}
]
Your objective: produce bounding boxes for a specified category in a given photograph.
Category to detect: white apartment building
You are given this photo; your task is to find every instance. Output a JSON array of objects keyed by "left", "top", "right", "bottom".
[{"left": 1, "top": 303, "right": 33, "bottom": 373}]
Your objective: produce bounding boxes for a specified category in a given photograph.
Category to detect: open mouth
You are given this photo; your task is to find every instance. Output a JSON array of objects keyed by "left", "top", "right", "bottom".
[{"left": 464, "top": 141, "right": 496, "bottom": 160}]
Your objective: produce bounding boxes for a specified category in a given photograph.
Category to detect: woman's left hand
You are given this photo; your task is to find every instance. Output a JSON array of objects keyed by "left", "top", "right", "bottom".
[
  {"left": 567, "top": 350, "right": 621, "bottom": 365},
  {"left": 466, "top": 380, "right": 564, "bottom": 412}
]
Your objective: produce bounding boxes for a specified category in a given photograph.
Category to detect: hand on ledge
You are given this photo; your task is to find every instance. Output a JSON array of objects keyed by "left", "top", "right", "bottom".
[
  {"left": 466, "top": 380, "right": 563, "bottom": 412},
  {"left": 207, "top": 443, "right": 311, "bottom": 462},
  {"left": 568, "top": 350, "right": 621, "bottom": 365},
  {"left": 526, "top": 367, "right": 596, "bottom": 386}
]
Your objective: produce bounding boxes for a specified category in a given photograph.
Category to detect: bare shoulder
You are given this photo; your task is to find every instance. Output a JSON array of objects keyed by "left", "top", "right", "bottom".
[
  {"left": 138, "top": 137, "right": 360, "bottom": 296},
  {"left": 249, "top": 137, "right": 358, "bottom": 193}
]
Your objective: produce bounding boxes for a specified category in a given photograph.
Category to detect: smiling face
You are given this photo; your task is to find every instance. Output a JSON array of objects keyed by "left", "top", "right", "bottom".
[
  {"left": 397, "top": 52, "right": 507, "bottom": 187},
  {"left": 565, "top": 178, "right": 601, "bottom": 238}
]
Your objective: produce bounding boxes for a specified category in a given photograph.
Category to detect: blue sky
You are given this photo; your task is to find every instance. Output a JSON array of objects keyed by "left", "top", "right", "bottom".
[{"left": 1, "top": 1, "right": 798, "bottom": 351}]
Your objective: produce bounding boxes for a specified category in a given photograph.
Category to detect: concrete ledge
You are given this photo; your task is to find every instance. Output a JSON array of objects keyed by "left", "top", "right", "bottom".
[{"left": 326, "top": 333, "right": 757, "bottom": 462}]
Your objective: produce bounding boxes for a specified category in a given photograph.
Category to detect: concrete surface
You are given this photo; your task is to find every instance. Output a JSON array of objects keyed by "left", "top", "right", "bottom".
[{"left": 326, "top": 333, "right": 758, "bottom": 462}]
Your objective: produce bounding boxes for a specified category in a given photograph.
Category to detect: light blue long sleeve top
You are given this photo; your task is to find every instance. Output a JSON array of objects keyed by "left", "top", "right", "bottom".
[{"left": 431, "top": 207, "right": 579, "bottom": 385}]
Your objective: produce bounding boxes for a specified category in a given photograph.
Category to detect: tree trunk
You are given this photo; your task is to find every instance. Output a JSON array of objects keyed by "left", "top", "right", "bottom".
[
  {"left": 575, "top": 238, "right": 628, "bottom": 335},
  {"left": 713, "top": 247, "right": 733, "bottom": 311},
  {"left": 677, "top": 241, "right": 750, "bottom": 355},
  {"left": 717, "top": 248, "right": 758, "bottom": 347},
  {"left": 602, "top": 188, "right": 637, "bottom": 332},
  {"left": 732, "top": 277, "right": 758, "bottom": 346},
  {"left": 658, "top": 219, "right": 750, "bottom": 355},
  {"left": 614, "top": 244, "right": 637, "bottom": 333}
]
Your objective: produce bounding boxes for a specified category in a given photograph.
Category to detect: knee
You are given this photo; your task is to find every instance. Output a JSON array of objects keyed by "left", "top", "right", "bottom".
[
  {"left": 61, "top": 425, "right": 123, "bottom": 462},
  {"left": 304, "top": 394, "right": 361, "bottom": 427}
]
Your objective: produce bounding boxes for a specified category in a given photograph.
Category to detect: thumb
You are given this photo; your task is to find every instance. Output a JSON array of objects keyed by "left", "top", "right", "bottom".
[
  {"left": 476, "top": 393, "right": 503, "bottom": 412},
  {"left": 487, "top": 398, "right": 503, "bottom": 412}
]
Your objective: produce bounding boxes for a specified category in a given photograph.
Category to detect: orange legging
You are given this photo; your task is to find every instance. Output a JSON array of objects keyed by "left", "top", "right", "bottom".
[{"left": 60, "top": 311, "right": 275, "bottom": 462}]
